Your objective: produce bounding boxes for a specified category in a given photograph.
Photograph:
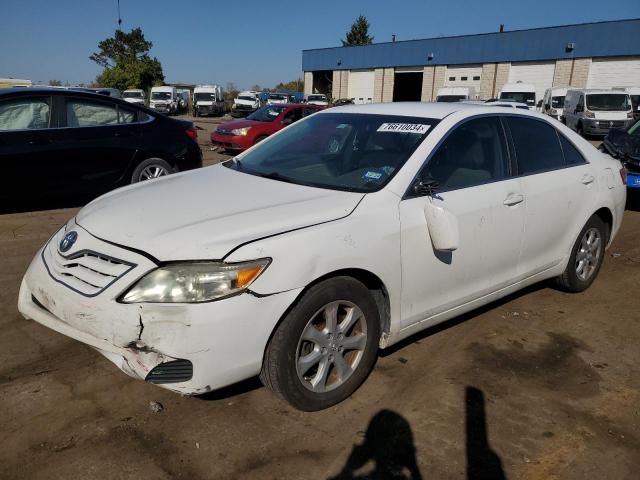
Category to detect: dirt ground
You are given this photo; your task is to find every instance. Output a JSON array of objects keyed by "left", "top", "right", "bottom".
[{"left": 0, "top": 127, "right": 639, "bottom": 479}]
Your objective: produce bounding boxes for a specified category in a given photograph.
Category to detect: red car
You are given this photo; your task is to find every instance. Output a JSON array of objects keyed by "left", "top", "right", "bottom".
[{"left": 211, "top": 103, "right": 324, "bottom": 152}]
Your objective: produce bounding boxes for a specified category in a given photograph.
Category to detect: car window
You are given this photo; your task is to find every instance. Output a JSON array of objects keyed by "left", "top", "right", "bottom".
[
  {"left": 118, "top": 105, "right": 137, "bottom": 124},
  {"left": 507, "top": 117, "right": 565, "bottom": 174},
  {"left": 422, "top": 116, "right": 508, "bottom": 190},
  {"left": 558, "top": 134, "right": 587, "bottom": 165},
  {"left": 303, "top": 107, "right": 319, "bottom": 117},
  {"left": 283, "top": 108, "right": 303, "bottom": 124},
  {"left": 66, "top": 99, "right": 118, "bottom": 127},
  {"left": 0, "top": 97, "right": 51, "bottom": 131}
]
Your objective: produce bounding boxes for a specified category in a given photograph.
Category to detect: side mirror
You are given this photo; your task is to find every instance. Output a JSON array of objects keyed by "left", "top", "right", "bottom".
[
  {"left": 537, "top": 100, "right": 543, "bottom": 108},
  {"left": 424, "top": 201, "right": 459, "bottom": 252},
  {"left": 576, "top": 104, "right": 584, "bottom": 113},
  {"left": 413, "top": 177, "right": 439, "bottom": 196}
]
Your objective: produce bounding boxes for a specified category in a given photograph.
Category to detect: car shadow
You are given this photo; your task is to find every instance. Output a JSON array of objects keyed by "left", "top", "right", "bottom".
[
  {"left": 195, "top": 376, "right": 263, "bottom": 402},
  {"left": 0, "top": 194, "right": 95, "bottom": 214},
  {"left": 380, "top": 282, "right": 548, "bottom": 358}
]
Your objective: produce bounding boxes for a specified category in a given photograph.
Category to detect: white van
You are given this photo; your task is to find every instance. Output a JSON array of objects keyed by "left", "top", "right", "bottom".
[
  {"left": 122, "top": 89, "right": 146, "bottom": 106},
  {"left": 614, "top": 87, "right": 640, "bottom": 120},
  {"left": 540, "top": 87, "right": 569, "bottom": 120},
  {"left": 306, "top": 94, "right": 329, "bottom": 106},
  {"left": 563, "top": 89, "right": 634, "bottom": 136},
  {"left": 499, "top": 82, "right": 536, "bottom": 109},
  {"left": 193, "top": 85, "right": 224, "bottom": 117},
  {"left": 436, "top": 86, "right": 477, "bottom": 102},
  {"left": 150, "top": 86, "right": 178, "bottom": 115}
]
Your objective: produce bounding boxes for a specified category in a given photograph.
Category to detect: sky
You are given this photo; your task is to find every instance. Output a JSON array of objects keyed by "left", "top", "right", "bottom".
[{"left": 1, "top": 0, "right": 638, "bottom": 89}]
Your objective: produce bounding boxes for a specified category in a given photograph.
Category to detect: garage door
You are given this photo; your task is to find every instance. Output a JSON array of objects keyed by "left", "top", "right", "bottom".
[
  {"left": 508, "top": 61, "right": 556, "bottom": 103},
  {"left": 348, "top": 70, "right": 375, "bottom": 104},
  {"left": 587, "top": 57, "right": 640, "bottom": 88},
  {"left": 444, "top": 65, "right": 482, "bottom": 97}
]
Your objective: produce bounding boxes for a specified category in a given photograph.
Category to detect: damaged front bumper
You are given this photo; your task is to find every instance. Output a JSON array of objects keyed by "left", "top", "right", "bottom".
[{"left": 18, "top": 222, "right": 302, "bottom": 395}]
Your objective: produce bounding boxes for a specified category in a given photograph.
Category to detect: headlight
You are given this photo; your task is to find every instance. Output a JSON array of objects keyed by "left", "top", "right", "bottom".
[
  {"left": 231, "top": 127, "right": 251, "bottom": 136},
  {"left": 585, "top": 110, "right": 595, "bottom": 118},
  {"left": 120, "top": 259, "right": 270, "bottom": 303}
]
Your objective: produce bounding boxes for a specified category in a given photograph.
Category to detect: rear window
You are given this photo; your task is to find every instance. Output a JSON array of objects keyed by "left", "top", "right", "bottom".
[{"left": 508, "top": 117, "right": 565, "bottom": 174}]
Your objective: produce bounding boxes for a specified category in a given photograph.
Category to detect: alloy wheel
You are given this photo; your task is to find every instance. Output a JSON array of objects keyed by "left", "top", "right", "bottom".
[
  {"left": 139, "top": 165, "right": 170, "bottom": 181},
  {"left": 575, "top": 227, "right": 602, "bottom": 281},
  {"left": 296, "top": 300, "right": 368, "bottom": 393}
]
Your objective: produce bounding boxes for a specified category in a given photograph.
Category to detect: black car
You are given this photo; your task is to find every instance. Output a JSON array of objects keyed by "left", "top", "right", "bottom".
[
  {"left": 602, "top": 118, "right": 640, "bottom": 189},
  {"left": 0, "top": 88, "right": 202, "bottom": 201}
]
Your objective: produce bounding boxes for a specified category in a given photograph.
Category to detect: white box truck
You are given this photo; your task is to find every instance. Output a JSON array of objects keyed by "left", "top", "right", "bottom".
[
  {"left": 499, "top": 82, "right": 536, "bottom": 110},
  {"left": 232, "top": 90, "right": 261, "bottom": 117},
  {"left": 122, "top": 89, "right": 146, "bottom": 106},
  {"left": 149, "top": 86, "right": 178, "bottom": 115},
  {"left": 193, "top": 85, "right": 224, "bottom": 117}
]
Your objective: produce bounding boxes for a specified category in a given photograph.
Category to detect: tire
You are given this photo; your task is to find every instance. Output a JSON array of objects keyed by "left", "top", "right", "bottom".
[
  {"left": 253, "top": 135, "right": 268, "bottom": 146},
  {"left": 131, "top": 158, "right": 173, "bottom": 184},
  {"left": 577, "top": 123, "right": 585, "bottom": 138},
  {"left": 260, "top": 276, "right": 381, "bottom": 411},
  {"left": 555, "top": 215, "right": 607, "bottom": 292}
]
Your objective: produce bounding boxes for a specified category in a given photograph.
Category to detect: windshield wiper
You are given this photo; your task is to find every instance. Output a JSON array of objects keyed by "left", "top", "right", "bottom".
[{"left": 256, "top": 172, "right": 296, "bottom": 184}]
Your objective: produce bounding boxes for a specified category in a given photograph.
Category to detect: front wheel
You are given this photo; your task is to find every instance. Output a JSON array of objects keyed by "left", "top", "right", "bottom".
[
  {"left": 556, "top": 215, "right": 607, "bottom": 292},
  {"left": 260, "top": 277, "right": 381, "bottom": 411}
]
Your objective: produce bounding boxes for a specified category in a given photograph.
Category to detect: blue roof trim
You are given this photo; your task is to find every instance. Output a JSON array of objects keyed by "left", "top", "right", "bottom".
[{"left": 302, "top": 19, "right": 640, "bottom": 71}]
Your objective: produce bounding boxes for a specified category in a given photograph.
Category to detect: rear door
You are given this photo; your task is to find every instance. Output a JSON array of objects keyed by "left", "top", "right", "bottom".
[
  {"left": 0, "top": 94, "right": 57, "bottom": 200},
  {"left": 53, "top": 96, "right": 141, "bottom": 192},
  {"left": 505, "top": 116, "right": 594, "bottom": 277}
]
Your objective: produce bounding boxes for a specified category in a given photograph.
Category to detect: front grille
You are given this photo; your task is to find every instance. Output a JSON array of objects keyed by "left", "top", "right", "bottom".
[
  {"left": 596, "top": 120, "right": 625, "bottom": 128},
  {"left": 42, "top": 240, "right": 135, "bottom": 297},
  {"left": 146, "top": 359, "right": 193, "bottom": 384},
  {"left": 214, "top": 129, "right": 233, "bottom": 136}
]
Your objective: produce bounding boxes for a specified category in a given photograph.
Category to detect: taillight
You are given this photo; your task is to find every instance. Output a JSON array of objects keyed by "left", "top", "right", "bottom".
[
  {"left": 186, "top": 126, "right": 198, "bottom": 140},
  {"left": 620, "top": 167, "right": 627, "bottom": 185}
]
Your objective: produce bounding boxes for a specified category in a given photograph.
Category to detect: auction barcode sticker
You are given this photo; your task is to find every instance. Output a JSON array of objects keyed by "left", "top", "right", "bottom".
[{"left": 377, "top": 123, "right": 430, "bottom": 134}]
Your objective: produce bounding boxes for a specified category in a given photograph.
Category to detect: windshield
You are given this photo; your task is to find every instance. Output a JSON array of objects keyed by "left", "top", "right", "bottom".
[
  {"left": 225, "top": 113, "right": 437, "bottom": 193},
  {"left": 195, "top": 92, "right": 215, "bottom": 102},
  {"left": 630, "top": 95, "right": 640, "bottom": 111},
  {"left": 586, "top": 94, "right": 630, "bottom": 111},
  {"left": 551, "top": 96, "right": 565, "bottom": 108},
  {"left": 123, "top": 91, "right": 143, "bottom": 99},
  {"left": 308, "top": 95, "right": 326, "bottom": 101},
  {"left": 246, "top": 105, "right": 287, "bottom": 122},
  {"left": 151, "top": 92, "right": 172, "bottom": 100},
  {"left": 436, "top": 95, "right": 466, "bottom": 102},
  {"left": 238, "top": 95, "right": 256, "bottom": 101},
  {"left": 500, "top": 92, "right": 535, "bottom": 105},
  {"left": 269, "top": 94, "right": 287, "bottom": 101}
]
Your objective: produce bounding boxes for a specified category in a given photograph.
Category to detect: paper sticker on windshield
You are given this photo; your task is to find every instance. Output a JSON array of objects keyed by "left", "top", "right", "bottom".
[{"left": 377, "top": 123, "right": 430, "bottom": 134}]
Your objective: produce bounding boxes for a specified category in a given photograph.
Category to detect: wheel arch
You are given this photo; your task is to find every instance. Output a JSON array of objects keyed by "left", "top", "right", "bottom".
[
  {"left": 593, "top": 206, "right": 613, "bottom": 245},
  {"left": 260, "top": 268, "right": 391, "bottom": 358}
]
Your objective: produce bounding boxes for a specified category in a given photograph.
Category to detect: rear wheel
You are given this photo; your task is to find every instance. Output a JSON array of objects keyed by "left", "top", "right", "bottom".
[
  {"left": 131, "top": 158, "right": 172, "bottom": 183},
  {"left": 260, "top": 277, "right": 381, "bottom": 411},
  {"left": 556, "top": 215, "right": 607, "bottom": 292}
]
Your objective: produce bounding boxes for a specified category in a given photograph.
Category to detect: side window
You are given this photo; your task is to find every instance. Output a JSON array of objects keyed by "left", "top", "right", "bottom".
[
  {"left": 65, "top": 98, "right": 118, "bottom": 127},
  {"left": 558, "top": 134, "right": 587, "bottom": 165},
  {"left": 302, "top": 107, "right": 318, "bottom": 117},
  {"left": 283, "top": 108, "right": 303, "bottom": 124},
  {"left": 422, "top": 116, "right": 509, "bottom": 190},
  {"left": 0, "top": 97, "right": 51, "bottom": 131},
  {"left": 117, "top": 105, "right": 137, "bottom": 124},
  {"left": 508, "top": 117, "right": 565, "bottom": 174}
]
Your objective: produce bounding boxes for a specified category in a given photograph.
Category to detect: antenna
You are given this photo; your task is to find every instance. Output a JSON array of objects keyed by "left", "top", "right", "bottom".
[{"left": 117, "top": 0, "right": 122, "bottom": 30}]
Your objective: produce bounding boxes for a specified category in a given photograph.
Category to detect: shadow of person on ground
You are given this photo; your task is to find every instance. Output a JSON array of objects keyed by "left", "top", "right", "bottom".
[
  {"left": 465, "top": 386, "right": 506, "bottom": 480},
  {"left": 329, "top": 409, "right": 422, "bottom": 480},
  {"left": 626, "top": 188, "right": 640, "bottom": 212}
]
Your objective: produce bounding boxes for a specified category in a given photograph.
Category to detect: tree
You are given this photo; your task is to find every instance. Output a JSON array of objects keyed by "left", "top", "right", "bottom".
[
  {"left": 48, "top": 79, "right": 63, "bottom": 86},
  {"left": 273, "top": 78, "right": 304, "bottom": 92},
  {"left": 89, "top": 27, "right": 164, "bottom": 92},
  {"left": 342, "top": 15, "right": 374, "bottom": 46}
]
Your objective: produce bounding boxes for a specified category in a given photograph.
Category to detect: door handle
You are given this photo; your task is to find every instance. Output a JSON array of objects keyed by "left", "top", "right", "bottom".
[
  {"left": 581, "top": 174, "right": 595, "bottom": 185},
  {"left": 503, "top": 193, "right": 524, "bottom": 206},
  {"left": 28, "top": 138, "right": 51, "bottom": 146}
]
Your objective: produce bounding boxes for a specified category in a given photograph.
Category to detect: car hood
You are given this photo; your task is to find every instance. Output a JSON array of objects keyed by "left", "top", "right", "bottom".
[
  {"left": 217, "top": 119, "right": 264, "bottom": 131},
  {"left": 75, "top": 164, "right": 364, "bottom": 261}
]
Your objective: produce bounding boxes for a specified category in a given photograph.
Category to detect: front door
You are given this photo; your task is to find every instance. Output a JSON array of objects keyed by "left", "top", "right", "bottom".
[{"left": 399, "top": 115, "right": 525, "bottom": 328}]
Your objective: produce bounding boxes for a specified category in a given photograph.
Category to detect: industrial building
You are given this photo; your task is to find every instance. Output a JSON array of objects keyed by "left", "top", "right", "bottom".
[{"left": 302, "top": 18, "right": 640, "bottom": 104}]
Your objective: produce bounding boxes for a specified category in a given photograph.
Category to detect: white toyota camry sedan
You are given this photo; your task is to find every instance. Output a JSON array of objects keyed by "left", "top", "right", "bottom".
[{"left": 19, "top": 103, "right": 626, "bottom": 411}]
